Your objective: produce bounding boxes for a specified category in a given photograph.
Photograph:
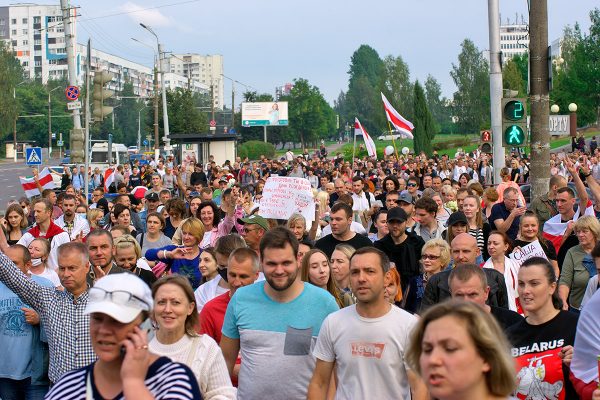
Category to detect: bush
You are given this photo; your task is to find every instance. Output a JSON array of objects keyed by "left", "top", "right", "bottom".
[{"left": 238, "top": 140, "right": 275, "bottom": 160}]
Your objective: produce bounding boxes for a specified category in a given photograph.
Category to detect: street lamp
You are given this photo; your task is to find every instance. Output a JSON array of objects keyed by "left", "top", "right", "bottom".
[
  {"left": 13, "top": 80, "right": 27, "bottom": 162},
  {"left": 138, "top": 103, "right": 149, "bottom": 150},
  {"left": 550, "top": 104, "right": 560, "bottom": 113},
  {"left": 48, "top": 86, "right": 61, "bottom": 159},
  {"left": 569, "top": 103, "right": 577, "bottom": 137},
  {"left": 140, "top": 23, "right": 170, "bottom": 158}
]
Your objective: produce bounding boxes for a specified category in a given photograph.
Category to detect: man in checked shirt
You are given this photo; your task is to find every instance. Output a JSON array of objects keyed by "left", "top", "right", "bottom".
[{"left": 0, "top": 228, "right": 95, "bottom": 384}]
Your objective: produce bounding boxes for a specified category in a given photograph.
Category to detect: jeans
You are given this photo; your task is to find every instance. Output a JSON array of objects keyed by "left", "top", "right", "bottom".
[{"left": 0, "top": 377, "right": 48, "bottom": 400}]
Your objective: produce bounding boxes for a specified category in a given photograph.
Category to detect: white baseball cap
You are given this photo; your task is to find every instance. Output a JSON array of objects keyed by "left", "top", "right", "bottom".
[{"left": 85, "top": 273, "right": 153, "bottom": 323}]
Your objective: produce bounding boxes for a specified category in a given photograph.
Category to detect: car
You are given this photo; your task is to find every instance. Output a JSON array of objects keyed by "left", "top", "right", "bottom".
[
  {"left": 127, "top": 146, "right": 139, "bottom": 154},
  {"left": 378, "top": 133, "right": 403, "bottom": 141}
]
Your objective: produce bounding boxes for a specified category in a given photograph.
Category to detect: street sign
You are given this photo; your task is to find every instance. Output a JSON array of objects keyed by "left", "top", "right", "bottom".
[
  {"left": 209, "top": 126, "right": 216, "bottom": 131},
  {"left": 143, "top": 140, "right": 149, "bottom": 146},
  {"left": 51, "top": 132, "right": 56, "bottom": 139},
  {"left": 229, "top": 128, "right": 236, "bottom": 134},
  {"left": 25, "top": 147, "right": 42, "bottom": 165},
  {"left": 65, "top": 85, "right": 80, "bottom": 101},
  {"left": 209, "top": 120, "right": 216, "bottom": 127},
  {"left": 57, "top": 140, "right": 64, "bottom": 147},
  {"left": 67, "top": 101, "right": 82, "bottom": 110}
]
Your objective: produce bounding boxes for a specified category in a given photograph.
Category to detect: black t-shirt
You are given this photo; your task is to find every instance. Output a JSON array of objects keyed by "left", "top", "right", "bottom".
[
  {"left": 490, "top": 305, "right": 523, "bottom": 330},
  {"left": 315, "top": 233, "right": 373, "bottom": 259},
  {"left": 490, "top": 202, "right": 521, "bottom": 240},
  {"left": 514, "top": 239, "right": 557, "bottom": 261},
  {"left": 506, "top": 311, "right": 578, "bottom": 400}
]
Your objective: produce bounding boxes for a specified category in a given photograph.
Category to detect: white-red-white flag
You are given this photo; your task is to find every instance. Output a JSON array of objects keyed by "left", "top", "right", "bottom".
[
  {"left": 381, "top": 92, "right": 414, "bottom": 139},
  {"left": 354, "top": 118, "right": 377, "bottom": 158},
  {"left": 19, "top": 167, "right": 55, "bottom": 198},
  {"left": 104, "top": 168, "right": 115, "bottom": 191}
]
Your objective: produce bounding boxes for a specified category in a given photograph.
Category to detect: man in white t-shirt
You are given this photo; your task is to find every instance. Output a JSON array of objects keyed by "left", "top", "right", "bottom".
[{"left": 308, "top": 247, "right": 428, "bottom": 400}]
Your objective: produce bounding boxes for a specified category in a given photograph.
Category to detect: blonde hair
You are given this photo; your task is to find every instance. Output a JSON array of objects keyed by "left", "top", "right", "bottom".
[
  {"left": 407, "top": 300, "right": 516, "bottom": 397},
  {"left": 316, "top": 191, "right": 329, "bottom": 213},
  {"left": 114, "top": 234, "right": 142, "bottom": 258},
  {"left": 287, "top": 213, "right": 307, "bottom": 231},
  {"left": 87, "top": 209, "right": 104, "bottom": 229},
  {"left": 180, "top": 217, "right": 205, "bottom": 244},
  {"left": 574, "top": 215, "right": 600, "bottom": 240},
  {"left": 421, "top": 238, "right": 451, "bottom": 268},
  {"left": 333, "top": 244, "right": 356, "bottom": 262}
]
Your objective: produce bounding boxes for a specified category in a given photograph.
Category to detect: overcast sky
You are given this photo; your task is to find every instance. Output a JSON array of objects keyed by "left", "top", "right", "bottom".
[{"left": 64, "top": 0, "right": 595, "bottom": 106}]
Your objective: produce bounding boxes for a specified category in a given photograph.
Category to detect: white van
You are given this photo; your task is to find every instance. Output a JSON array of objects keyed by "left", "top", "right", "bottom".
[{"left": 90, "top": 143, "right": 129, "bottom": 169}]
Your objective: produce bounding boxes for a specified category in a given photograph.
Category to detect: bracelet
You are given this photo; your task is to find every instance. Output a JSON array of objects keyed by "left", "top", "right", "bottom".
[
  {"left": 163, "top": 249, "right": 168, "bottom": 259},
  {"left": 583, "top": 172, "right": 592, "bottom": 178}
]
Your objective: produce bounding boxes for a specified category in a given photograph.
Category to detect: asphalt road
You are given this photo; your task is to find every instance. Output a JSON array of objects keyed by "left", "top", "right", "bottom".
[{"left": 0, "top": 161, "right": 38, "bottom": 212}]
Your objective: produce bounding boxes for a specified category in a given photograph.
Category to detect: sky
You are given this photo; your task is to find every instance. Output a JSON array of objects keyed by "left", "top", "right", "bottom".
[{"left": 59, "top": 0, "right": 595, "bottom": 106}]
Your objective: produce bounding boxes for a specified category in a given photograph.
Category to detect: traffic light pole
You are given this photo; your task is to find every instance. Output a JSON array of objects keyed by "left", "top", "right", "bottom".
[
  {"left": 488, "top": 0, "right": 505, "bottom": 184},
  {"left": 529, "top": 0, "right": 551, "bottom": 200}
]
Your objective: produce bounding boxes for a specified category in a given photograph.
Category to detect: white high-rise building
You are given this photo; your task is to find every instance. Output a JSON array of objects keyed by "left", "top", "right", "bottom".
[
  {"left": 500, "top": 21, "right": 529, "bottom": 62},
  {"left": 168, "top": 54, "right": 224, "bottom": 109},
  {"left": 0, "top": 3, "right": 67, "bottom": 82}
]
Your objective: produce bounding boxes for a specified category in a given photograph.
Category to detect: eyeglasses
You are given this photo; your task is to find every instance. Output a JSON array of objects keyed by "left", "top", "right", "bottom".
[
  {"left": 407, "top": 183, "right": 417, "bottom": 187},
  {"left": 422, "top": 254, "right": 441, "bottom": 260},
  {"left": 88, "top": 287, "right": 150, "bottom": 311}
]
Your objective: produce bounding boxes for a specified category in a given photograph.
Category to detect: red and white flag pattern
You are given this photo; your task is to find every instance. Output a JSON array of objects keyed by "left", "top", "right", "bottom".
[
  {"left": 104, "top": 168, "right": 115, "bottom": 191},
  {"left": 381, "top": 92, "right": 414, "bottom": 139},
  {"left": 543, "top": 200, "right": 595, "bottom": 253},
  {"left": 354, "top": 118, "right": 377, "bottom": 158},
  {"left": 20, "top": 167, "right": 55, "bottom": 198}
]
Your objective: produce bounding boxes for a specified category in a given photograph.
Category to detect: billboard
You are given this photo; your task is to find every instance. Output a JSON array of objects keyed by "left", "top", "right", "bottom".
[{"left": 241, "top": 102, "right": 289, "bottom": 127}]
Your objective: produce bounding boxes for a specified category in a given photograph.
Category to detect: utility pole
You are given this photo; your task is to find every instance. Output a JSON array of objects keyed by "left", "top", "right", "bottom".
[
  {"left": 158, "top": 43, "right": 170, "bottom": 155},
  {"left": 60, "top": 0, "right": 84, "bottom": 162},
  {"left": 488, "top": 0, "right": 505, "bottom": 183},
  {"left": 529, "top": 0, "right": 550, "bottom": 199},
  {"left": 153, "top": 64, "right": 160, "bottom": 162},
  {"left": 48, "top": 91, "right": 52, "bottom": 158},
  {"left": 84, "top": 39, "right": 91, "bottom": 203},
  {"left": 210, "top": 82, "right": 215, "bottom": 122}
]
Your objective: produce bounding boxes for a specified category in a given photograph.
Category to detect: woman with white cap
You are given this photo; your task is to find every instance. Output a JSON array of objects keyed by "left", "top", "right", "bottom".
[{"left": 45, "top": 273, "right": 202, "bottom": 400}]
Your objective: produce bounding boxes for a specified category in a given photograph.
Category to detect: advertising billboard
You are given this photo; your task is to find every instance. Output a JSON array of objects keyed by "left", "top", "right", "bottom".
[{"left": 241, "top": 102, "right": 289, "bottom": 127}]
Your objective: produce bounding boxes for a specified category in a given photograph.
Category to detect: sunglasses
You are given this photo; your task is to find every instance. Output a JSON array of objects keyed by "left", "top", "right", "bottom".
[{"left": 407, "top": 183, "right": 417, "bottom": 187}]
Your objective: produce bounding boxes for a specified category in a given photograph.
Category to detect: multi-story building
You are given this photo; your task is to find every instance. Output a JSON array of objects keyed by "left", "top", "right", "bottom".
[
  {"left": 500, "top": 20, "right": 529, "bottom": 62},
  {"left": 275, "top": 82, "right": 293, "bottom": 100},
  {"left": 167, "top": 54, "right": 224, "bottom": 109},
  {"left": 0, "top": 3, "right": 67, "bottom": 81}
]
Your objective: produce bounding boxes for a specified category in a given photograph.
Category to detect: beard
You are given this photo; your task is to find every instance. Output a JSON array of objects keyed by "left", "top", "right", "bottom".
[{"left": 265, "top": 268, "right": 298, "bottom": 292}]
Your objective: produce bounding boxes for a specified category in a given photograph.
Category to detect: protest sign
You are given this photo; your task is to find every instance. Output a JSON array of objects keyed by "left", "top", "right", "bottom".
[
  {"left": 258, "top": 177, "right": 315, "bottom": 222},
  {"left": 510, "top": 240, "right": 548, "bottom": 266}
]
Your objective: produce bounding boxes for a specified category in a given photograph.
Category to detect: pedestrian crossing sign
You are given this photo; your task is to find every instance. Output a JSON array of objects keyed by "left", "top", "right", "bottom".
[{"left": 26, "top": 147, "right": 43, "bottom": 165}]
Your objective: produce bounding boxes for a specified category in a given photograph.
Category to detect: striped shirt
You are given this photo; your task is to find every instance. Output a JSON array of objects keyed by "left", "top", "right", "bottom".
[
  {"left": 469, "top": 228, "right": 485, "bottom": 252},
  {"left": 0, "top": 252, "right": 95, "bottom": 383},
  {"left": 45, "top": 356, "right": 202, "bottom": 400}
]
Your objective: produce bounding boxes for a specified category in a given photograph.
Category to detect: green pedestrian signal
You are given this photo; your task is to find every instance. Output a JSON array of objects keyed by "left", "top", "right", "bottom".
[{"left": 502, "top": 98, "right": 527, "bottom": 147}]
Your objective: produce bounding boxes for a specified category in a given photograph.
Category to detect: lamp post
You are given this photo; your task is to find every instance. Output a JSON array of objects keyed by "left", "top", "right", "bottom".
[
  {"left": 13, "top": 81, "right": 27, "bottom": 162},
  {"left": 140, "top": 23, "right": 170, "bottom": 157},
  {"left": 138, "top": 104, "right": 149, "bottom": 150},
  {"left": 132, "top": 37, "right": 160, "bottom": 163},
  {"left": 568, "top": 103, "right": 577, "bottom": 138},
  {"left": 48, "top": 86, "right": 61, "bottom": 159}
]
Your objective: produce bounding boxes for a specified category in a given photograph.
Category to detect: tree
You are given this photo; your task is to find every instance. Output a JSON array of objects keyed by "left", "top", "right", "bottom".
[
  {"left": 424, "top": 75, "right": 449, "bottom": 133},
  {"left": 551, "top": 8, "right": 600, "bottom": 126},
  {"left": 345, "top": 45, "right": 386, "bottom": 135},
  {"left": 167, "top": 88, "right": 207, "bottom": 134},
  {"left": 450, "top": 39, "right": 490, "bottom": 133},
  {"left": 0, "top": 41, "right": 24, "bottom": 146},
  {"left": 413, "top": 81, "right": 436, "bottom": 155},
  {"left": 284, "top": 78, "right": 334, "bottom": 148},
  {"left": 383, "top": 55, "right": 413, "bottom": 122},
  {"left": 502, "top": 59, "right": 526, "bottom": 96},
  {"left": 113, "top": 80, "right": 140, "bottom": 145}
]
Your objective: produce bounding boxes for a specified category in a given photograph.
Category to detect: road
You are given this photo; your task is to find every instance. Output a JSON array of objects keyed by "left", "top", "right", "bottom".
[{"left": 0, "top": 161, "right": 38, "bottom": 211}]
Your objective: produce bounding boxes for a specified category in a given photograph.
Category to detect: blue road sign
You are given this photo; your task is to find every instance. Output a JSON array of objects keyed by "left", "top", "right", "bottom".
[
  {"left": 229, "top": 128, "right": 236, "bottom": 134},
  {"left": 26, "top": 147, "right": 43, "bottom": 165},
  {"left": 143, "top": 139, "right": 149, "bottom": 146}
]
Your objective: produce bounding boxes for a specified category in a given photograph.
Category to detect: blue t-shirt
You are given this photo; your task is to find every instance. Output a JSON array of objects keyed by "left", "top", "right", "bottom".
[
  {"left": 0, "top": 275, "right": 53, "bottom": 380},
  {"left": 222, "top": 281, "right": 338, "bottom": 399}
]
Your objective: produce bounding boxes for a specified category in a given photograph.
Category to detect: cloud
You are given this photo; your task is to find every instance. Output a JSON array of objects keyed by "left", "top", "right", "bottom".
[{"left": 119, "top": 2, "right": 172, "bottom": 27}]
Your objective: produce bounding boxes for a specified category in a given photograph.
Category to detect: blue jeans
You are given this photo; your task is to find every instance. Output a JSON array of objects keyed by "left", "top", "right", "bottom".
[{"left": 0, "top": 377, "right": 48, "bottom": 400}]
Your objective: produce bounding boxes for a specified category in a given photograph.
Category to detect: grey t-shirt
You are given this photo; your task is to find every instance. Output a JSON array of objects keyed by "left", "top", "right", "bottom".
[{"left": 137, "top": 233, "right": 173, "bottom": 257}]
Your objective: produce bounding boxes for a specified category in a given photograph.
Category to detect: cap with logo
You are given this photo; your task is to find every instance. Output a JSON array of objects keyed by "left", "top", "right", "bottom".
[
  {"left": 145, "top": 192, "right": 160, "bottom": 202},
  {"left": 398, "top": 192, "right": 414, "bottom": 205}
]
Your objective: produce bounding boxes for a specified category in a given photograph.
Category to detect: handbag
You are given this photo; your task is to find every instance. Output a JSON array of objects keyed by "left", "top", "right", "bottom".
[{"left": 152, "top": 261, "right": 170, "bottom": 278}]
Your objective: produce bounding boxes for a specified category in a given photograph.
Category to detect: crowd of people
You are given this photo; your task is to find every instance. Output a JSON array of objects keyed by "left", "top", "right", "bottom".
[{"left": 1, "top": 143, "right": 600, "bottom": 399}]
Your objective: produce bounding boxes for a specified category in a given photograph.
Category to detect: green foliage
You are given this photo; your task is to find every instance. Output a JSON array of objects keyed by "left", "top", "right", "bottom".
[
  {"left": 503, "top": 59, "right": 526, "bottom": 96},
  {"left": 424, "top": 75, "right": 452, "bottom": 133},
  {"left": 413, "top": 81, "right": 436, "bottom": 155},
  {"left": 511, "top": 53, "right": 529, "bottom": 87},
  {"left": 382, "top": 55, "right": 413, "bottom": 122},
  {"left": 450, "top": 39, "right": 491, "bottom": 133},
  {"left": 113, "top": 80, "right": 141, "bottom": 145},
  {"left": 0, "top": 41, "right": 24, "bottom": 142},
  {"left": 238, "top": 140, "right": 275, "bottom": 160},
  {"left": 551, "top": 8, "right": 600, "bottom": 126},
  {"left": 167, "top": 88, "right": 208, "bottom": 134}
]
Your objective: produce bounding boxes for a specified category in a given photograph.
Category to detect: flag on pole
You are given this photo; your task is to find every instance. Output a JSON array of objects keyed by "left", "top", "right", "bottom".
[
  {"left": 19, "top": 167, "right": 55, "bottom": 198},
  {"left": 543, "top": 200, "right": 595, "bottom": 253},
  {"left": 104, "top": 168, "right": 116, "bottom": 192},
  {"left": 381, "top": 92, "right": 414, "bottom": 139},
  {"left": 354, "top": 118, "right": 377, "bottom": 158}
]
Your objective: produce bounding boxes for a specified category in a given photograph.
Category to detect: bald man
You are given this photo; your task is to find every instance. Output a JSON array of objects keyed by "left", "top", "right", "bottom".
[{"left": 419, "top": 233, "right": 509, "bottom": 313}]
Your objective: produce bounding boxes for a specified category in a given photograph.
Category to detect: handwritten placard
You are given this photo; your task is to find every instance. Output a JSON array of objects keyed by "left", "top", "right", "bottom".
[
  {"left": 258, "top": 177, "right": 315, "bottom": 222},
  {"left": 510, "top": 240, "right": 548, "bottom": 266}
]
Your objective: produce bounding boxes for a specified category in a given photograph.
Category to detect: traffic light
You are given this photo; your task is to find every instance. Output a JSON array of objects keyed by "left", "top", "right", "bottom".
[
  {"left": 92, "top": 71, "right": 114, "bottom": 121},
  {"left": 501, "top": 98, "right": 527, "bottom": 146}
]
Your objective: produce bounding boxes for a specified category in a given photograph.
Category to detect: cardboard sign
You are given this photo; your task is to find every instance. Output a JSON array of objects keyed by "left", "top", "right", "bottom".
[
  {"left": 510, "top": 240, "right": 548, "bottom": 266},
  {"left": 259, "top": 177, "right": 315, "bottom": 222}
]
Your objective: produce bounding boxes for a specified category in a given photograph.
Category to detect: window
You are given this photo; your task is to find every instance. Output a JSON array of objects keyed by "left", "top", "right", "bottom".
[
  {"left": 12, "top": 29, "right": 16, "bottom": 35},
  {"left": 22, "top": 29, "right": 28, "bottom": 35},
  {"left": 23, "top": 61, "right": 28, "bottom": 67},
  {"left": 23, "top": 40, "right": 28, "bottom": 45},
  {"left": 0, "top": 19, "right": 5, "bottom": 26},
  {"left": 33, "top": 16, "right": 40, "bottom": 24},
  {"left": 34, "top": 60, "right": 41, "bottom": 66},
  {"left": 34, "top": 39, "right": 41, "bottom": 45},
  {"left": 11, "top": 40, "right": 16, "bottom": 47},
  {"left": 22, "top": 18, "right": 28, "bottom": 24},
  {"left": 11, "top": 19, "right": 16, "bottom": 25}
]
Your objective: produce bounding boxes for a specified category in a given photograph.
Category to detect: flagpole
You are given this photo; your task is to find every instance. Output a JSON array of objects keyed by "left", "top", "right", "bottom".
[
  {"left": 386, "top": 120, "right": 400, "bottom": 162},
  {"left": 352, "top": 121, "right": 357, "bottom": 164}
]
